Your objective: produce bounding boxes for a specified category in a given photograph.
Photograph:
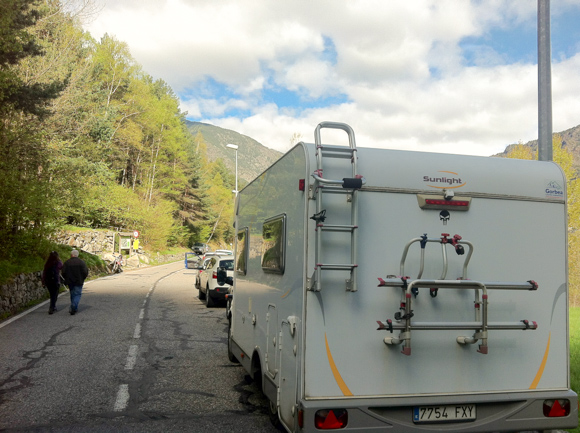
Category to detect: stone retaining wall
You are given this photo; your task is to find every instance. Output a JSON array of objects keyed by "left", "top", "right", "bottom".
[
  {"left": 0, "top": 272, "right": 46, "bottom": 317},
  {"left": 52, "top": 230, "right": 116, "bottom": 255}
]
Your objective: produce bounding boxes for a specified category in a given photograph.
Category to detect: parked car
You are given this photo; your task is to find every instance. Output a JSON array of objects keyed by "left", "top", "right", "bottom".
[
  {"left": 185, "top": 252, "right": 199, "bottom": 269},
  {"left": 214, "top": 249, "right": 233, "bottom": 256},
  {"left": 195, "top": 257, "right": 212, "bottom": 291},
  {"left": 192, "top": 243, "right": 209, "bottom": 255},
  {"left": 189, "top": 260, "right": 205, "bottom": 288},
  {"left": 201, "top": 250, "right": 231, "bottom": 262},
  {"left": 197, "top": 256, "right": 234, "bottom": 308}
]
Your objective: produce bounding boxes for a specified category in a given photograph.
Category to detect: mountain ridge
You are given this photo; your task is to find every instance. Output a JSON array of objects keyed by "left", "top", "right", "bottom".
[
  {"left": 185, "top": 120, "right": 283, "bottom": 184},
  {"left": 495, "top": 124, "right": 580, "bottom": 168},
  {"left": 187, "top": 120, "right": 580, "bottom": 183}
]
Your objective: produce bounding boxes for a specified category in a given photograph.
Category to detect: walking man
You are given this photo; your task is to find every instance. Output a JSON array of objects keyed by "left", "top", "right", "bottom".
[{"left": 62, "top": 249, "right": 89, "bottom": 315}]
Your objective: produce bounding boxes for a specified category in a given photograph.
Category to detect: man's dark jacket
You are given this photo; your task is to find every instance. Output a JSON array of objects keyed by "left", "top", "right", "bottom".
[{"left": 62, "top": 257, "right": 89, "bottom": 286}]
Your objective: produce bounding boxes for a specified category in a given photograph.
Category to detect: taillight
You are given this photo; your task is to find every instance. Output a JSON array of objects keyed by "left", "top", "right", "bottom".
[
  {"left": 417, "top": 194, "right": 471, "bottom": 210},
  {"left": 212, "top": 271, "right": 217, "bottom": 279},
  {"left": 425, "top": 199, "right": 470, "bottom": 207},
  {"left": 543, "top": 399, "right": 571, "bottom": 417},
  {"left": 314, "top": 409, "right": 348, "bottom": 429}
]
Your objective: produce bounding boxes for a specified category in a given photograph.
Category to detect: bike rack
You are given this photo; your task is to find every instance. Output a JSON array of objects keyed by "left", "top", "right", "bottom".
[{"left": 376, "top": 233, "right": 539, "bottom": 355}]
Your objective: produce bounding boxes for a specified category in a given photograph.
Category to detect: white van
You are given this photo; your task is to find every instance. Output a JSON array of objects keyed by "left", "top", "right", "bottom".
[{"left": 226, "top": 122, "right": 578, "bottom": 432}]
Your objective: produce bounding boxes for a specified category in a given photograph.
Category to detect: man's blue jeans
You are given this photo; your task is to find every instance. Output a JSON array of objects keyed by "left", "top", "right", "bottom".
[{"left": 69, "top": 285, "right": 83, "bottom": 312}]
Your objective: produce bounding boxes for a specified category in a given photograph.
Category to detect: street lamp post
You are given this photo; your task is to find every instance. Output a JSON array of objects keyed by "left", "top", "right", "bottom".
[{"left": 226, "top": 144, "right": 238, "bottom": 195}]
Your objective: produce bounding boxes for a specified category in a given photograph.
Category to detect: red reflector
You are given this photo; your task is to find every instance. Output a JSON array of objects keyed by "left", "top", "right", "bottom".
[
  {"left": 298, "top": 409, "right": 304, "bottom": 428},
  {"left": 315, "top": 409, "right": 348, "bottom": 429},
  {"left": 425, "top": 199, "right": 470, "bottom": 207},
  {"left": 543, "top": 399, "right": 571, "bottom": 417},
  {"left": 299, "top": 179, "right": 305, "bottom": 191}
]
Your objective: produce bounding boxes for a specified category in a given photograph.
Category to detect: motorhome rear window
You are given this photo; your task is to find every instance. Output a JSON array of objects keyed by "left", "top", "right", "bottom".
[
  {"left": 236, "top": 227, "right": 248, "bottom": 275},
  {"left": 261, "top": 215, "right": 286, "bottom": 274}
]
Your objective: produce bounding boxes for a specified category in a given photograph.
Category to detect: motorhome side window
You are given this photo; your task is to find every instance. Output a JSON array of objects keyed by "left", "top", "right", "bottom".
[
  {"left": 261, "top": 215, "right": 286, "bottom": 274},
  {"left": 236, "top": 227, "right": 248, "bottom": 275}
]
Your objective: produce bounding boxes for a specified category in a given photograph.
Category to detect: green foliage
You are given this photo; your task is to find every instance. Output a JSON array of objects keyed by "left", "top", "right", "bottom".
[
  {"left": 0, "top": 0, "right": 237, "bottom": 274},
  {"left": 0, "top": 238, "right": 107, "bottom": 285},
  {"left": 506, "top": 137, "right": 580, "bottom": 306},
  {"left": 569, "top": 307, "right": 580, "bottom": 433}
]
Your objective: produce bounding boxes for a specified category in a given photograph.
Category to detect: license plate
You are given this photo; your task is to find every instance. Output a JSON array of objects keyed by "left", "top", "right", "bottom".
[{"left": 413, "top": 404, "right": 476, "bottom": 423}]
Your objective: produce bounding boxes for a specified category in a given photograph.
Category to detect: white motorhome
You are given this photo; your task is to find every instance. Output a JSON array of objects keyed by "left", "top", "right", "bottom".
[{"left": 226, "top": 122, "right": 578, "bottom": 432}]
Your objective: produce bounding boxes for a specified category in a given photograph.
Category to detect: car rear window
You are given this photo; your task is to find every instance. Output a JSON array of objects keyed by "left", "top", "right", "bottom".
[{"left": 220, "top": 260, "right": 234, "bottom": 270}]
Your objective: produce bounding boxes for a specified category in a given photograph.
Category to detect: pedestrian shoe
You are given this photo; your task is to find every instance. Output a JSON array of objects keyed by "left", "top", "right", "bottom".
[
  {"left": 69, "top": 307, "right": 75, "bottom": 315},
  {"left": 48, "top": 307, "right": 54, "bottom": 315}
]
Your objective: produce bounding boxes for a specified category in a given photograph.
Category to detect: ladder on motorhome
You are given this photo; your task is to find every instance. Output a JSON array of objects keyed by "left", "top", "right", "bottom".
[
  {"left": 308, "top": 122, "right": 364, "bottom": 292},
  {"left": 376, "top": 233, "right": 539, "bottom": 355}
]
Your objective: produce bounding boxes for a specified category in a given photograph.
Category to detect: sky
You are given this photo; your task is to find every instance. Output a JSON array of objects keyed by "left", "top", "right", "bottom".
[{"left": 83, "top": 0, "right": 580, "bottom": 156}]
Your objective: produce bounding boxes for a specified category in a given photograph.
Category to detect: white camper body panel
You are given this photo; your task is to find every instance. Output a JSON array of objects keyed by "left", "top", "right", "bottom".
[
  {"left": 304, "top": 147, "right": 568, "bottom": 398},
  {"left": 229, "top": 125, "right": 577, "bottom": 433}
]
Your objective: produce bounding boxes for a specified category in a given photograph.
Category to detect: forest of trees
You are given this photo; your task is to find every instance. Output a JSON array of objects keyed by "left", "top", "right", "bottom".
[{"left": 0, "top": 0, "right": 237, "bottom": 264}]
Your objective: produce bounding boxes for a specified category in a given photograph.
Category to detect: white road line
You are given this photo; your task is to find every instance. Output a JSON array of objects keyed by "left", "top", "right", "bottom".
[
  {"left": 114, "top": 384, "right": 130, "bottom": 411},
  {"left": 133, "top": 323, "right": 141, "bottom": 339},
  {"left": 124, "top": 344, "right": 139, "bottom": 370},
  {"left": 139, "top": 308, "right": 145, "bottom": 319}
]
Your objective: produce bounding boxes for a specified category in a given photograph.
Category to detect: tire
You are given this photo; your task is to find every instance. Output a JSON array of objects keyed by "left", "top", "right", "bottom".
[
  {"left": 226, "top": 298, "right": 232, "bottom": 320},
  {"left": 227, "top": 319, "right": 239, "bottom": 363},
  {"left": 205, "top": 285, "right": 214, "bottom": 307},
  {"left": 268, "top": 398, "right": 283, "bottom": 431},
  {"left": 198, "top": 286, "right": 206, "bottom": 301},
  {"left": 254, "top": 360, "right": 283, "bottom": 431}
]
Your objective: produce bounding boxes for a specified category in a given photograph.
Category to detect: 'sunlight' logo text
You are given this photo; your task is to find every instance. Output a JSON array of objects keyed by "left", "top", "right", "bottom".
[{"left": 424, "top": 171, "right": 466, "bottom": 189}]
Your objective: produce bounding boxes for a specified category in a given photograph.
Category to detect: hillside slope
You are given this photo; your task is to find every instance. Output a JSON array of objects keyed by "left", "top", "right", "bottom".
[
  {"left": 496, "top": 124, "right": 580, "bottom": 169},
  {"left": 186, "top": 120, "right": 282, "bottom": 184}
]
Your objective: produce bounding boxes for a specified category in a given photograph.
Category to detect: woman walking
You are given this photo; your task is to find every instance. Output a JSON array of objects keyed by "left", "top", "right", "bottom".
[{"left": 42, "top": 251, "right": 63, "bottom": 314}]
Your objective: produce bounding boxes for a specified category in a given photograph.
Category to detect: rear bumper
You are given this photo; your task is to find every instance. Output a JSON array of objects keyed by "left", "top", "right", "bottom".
[
  {"left": 208, "top": 286, "right": 229, "bottom": 300},
  {"left": 297, "top": 389, "right": 578, "bottom": 433}
]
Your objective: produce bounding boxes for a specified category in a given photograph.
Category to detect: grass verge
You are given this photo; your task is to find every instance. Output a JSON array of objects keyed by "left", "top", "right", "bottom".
[{"left": 569, "top": 306, "right": 580, "bottom": 433}]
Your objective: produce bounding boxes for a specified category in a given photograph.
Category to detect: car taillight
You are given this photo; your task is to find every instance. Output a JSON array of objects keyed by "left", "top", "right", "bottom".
[
  {"left": 543, "top": 399, "right": 571, "bottom": 417},
  {"left": 314, "top": 409, "right": 348, "bottom": 429},
  {"left": 212, "top": 271, "right": 217, "bottom": 279}
]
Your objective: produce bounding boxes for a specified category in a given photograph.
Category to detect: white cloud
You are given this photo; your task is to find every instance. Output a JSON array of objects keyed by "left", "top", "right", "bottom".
[{"left": 84, "top": 0, "right": 580, "bottom": 157}]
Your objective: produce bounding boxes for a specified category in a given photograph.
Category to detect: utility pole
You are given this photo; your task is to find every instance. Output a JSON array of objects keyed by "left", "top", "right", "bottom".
[{"left": 538, "top": 0, "right": 552, "bottom": 161}]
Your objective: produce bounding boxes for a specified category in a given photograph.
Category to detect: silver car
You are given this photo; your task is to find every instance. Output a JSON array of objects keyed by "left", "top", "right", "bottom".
[{"left": 197, "top": 256, "right": 234, "bottom": 307}]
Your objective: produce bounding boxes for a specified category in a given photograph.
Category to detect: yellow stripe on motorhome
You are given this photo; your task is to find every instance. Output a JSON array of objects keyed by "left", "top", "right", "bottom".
[
  {"left": 325, "top": 333, "right": 353, "bottom": 396},
  {"left": 530, "top": 333, "right": 551, "bottom": 389}
]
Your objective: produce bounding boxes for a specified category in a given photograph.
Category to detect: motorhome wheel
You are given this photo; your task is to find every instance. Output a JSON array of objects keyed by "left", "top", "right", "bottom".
[{"left": 227, "top": 320, "right": 239, "bottom": 363}]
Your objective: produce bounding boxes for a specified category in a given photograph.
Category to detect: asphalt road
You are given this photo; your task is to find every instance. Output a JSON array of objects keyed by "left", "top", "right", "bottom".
[{"left": 0, "top": 261, "right": 277, "bottom": 432}]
